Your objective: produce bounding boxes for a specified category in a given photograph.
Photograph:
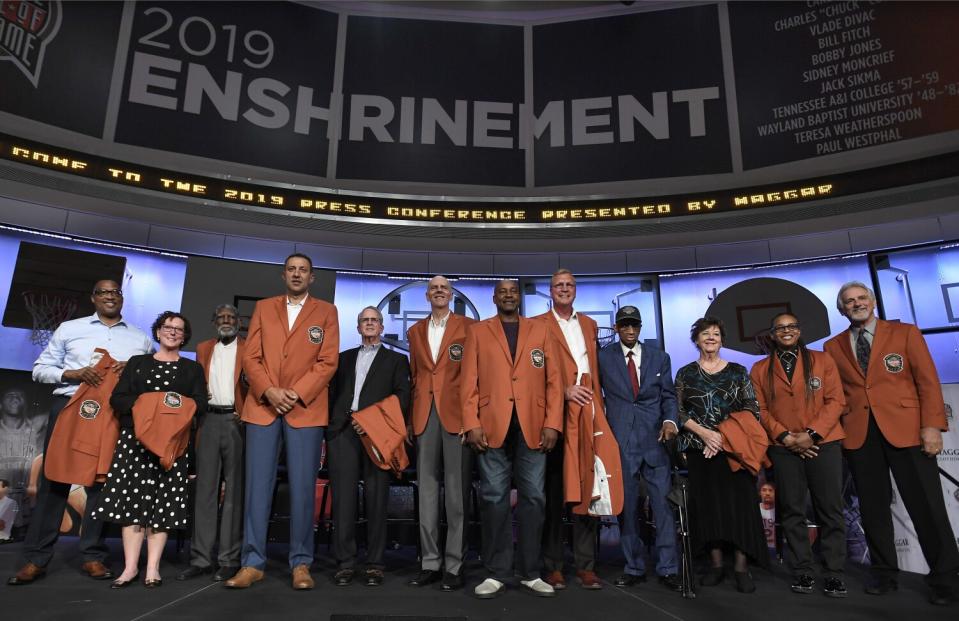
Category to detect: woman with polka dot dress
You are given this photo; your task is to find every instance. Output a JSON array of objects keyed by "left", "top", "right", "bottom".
[{"left": 94, "top": 311, "right": 207, "bottom": 588}]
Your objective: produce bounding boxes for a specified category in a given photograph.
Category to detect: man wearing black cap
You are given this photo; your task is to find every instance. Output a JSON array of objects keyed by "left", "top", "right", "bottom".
[{"left": 597, "top": 306, "right": 680, "bottom": 591}]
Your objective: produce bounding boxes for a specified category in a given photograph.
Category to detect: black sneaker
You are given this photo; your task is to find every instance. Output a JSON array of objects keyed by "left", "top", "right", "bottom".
[
  {"left": 823, "top": 577, "right": 847, "bottom": 598},
  {"left": 791, "top": 574, "right": 815, "bottom": 594}
]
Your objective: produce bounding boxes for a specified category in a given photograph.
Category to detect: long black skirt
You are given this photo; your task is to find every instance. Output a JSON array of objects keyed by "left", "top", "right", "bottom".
[{"left": 685, "top": 450, "right": 770, "bottom": 567}]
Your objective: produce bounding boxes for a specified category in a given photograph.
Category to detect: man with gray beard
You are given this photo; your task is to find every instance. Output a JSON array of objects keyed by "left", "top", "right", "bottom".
[{"left": 178, "top": 305, "right": 247, "bottom": 582}]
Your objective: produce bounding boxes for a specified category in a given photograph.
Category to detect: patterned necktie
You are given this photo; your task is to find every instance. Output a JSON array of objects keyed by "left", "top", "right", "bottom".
[
  {"left": 855, "top": 328, "right": 871, "bottom": 373},
  {"left": 627, "top": 351, "right": 640, "bottom": 399}
]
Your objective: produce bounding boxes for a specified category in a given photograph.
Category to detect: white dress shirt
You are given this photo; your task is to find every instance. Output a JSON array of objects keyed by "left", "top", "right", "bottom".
[
  {"left": 351, "top": 343, "right": 381, "bottom": 411},
  {"left": 428, "top": 310, "right": 450, "bottom": 363},
  {"left": 209, "top": 339, "right": 237, "bottom": 407},
  {"left": 620, "top": 341, "right": 642, "bottom": 388},
  {"left": 552, "top": 309, "right": 590, "bottom": 382},
  {"left": 286, "top": 294, "right": 307, "bottom": 330}
]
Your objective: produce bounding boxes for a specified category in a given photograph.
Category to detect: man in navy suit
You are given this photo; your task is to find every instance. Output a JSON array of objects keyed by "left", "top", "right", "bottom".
[{"left": 598, "top": 306, "right": 680, "bottom": 591}]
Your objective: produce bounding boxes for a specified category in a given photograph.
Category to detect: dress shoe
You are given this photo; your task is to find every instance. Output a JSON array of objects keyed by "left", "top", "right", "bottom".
[
  {"left": 823, "top": 577, "right": 847, "bottom": 598},
  {"left": 292, "top": 564, "right": 314, "bottom": 590},
  {"left": 929, "top": 584, "right": 958, "bottom": 606},
  {"left": 614, "top": 573, "right": 646, "bottom": 588},
  {"left": 224, "top": 566, "right": 264, "bottom": 589},
  {"left": 177, "top": 565, "right": 212, "bottom": 581},
  {"left": 408, "top": 569, "right": 441, "bottom": 587},
  {"left": 111, "top": 574, "right": 139, "bottom": 589},
  {"left": 441, "top": 571, "right": 464, "bottom": 592},
  {"left": 213, "top": 566, "right": 240, "bottom": 582},
  {"left": 791, "top": 574, "right": 814, "bottom": 594},
  {"left": 520, "top": 578, "right": 556, "bottom": 597},
  {"left": 864, "top": 577, "right": 898, "bottom": 596},
  {"left": 474, "top": 577, "right": 506, "bottom": 599},
  {"left": 8, "top": 563, "right": 46, "bottom": 586},
  {"left": 544, "top": 570, "right": 567, "bottom": 590},
  {"left": 365, "top": 568, "right": 384, "bottom": 586},
  {"left": 658, "top": 574, "right": 683, "bottom": 592},
  {"left": 81, "top": 560, "right": 114, "bottom": 580},
  {"left": 734, "top": 571, "right": 755, "bottom": 594},
  {"left": 700, "top": 567, "right": 724, "bottom": 587},
  {"left": 333, "top": 569, "right": 354, "bottom": 586},
  {"left": 577, "top": 570, "right": 602, "bottom": 590},
  {"left": 144, "top": 578, "right": 163, "bottom": 588}
]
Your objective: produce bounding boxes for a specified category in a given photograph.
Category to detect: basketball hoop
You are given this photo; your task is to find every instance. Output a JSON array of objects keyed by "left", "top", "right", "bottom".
[{"left": 22, "top": 291, "right": 77, "bottom": 348}]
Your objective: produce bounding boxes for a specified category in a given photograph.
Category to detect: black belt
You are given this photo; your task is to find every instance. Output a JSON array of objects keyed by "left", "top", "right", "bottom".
[{"left": 208, "top": 405, "right": 236, "bottom": 414}]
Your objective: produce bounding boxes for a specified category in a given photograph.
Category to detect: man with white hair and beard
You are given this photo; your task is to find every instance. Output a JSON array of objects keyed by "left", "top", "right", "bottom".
[{"left": 179, "top": 304, "right": 247, "bottom": 582}]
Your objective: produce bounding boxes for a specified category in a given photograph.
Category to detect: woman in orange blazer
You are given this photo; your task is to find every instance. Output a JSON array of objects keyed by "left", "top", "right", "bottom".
[{"left": 751, "top": 313, "right": 847, "bottom": 599}]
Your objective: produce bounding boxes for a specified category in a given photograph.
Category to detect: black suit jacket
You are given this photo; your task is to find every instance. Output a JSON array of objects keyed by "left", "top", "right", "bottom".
[{"left": 329, "top": 345, "right": 411, "bottom": 435}]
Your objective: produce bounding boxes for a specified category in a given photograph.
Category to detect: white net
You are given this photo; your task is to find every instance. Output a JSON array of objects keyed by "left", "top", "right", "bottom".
[{"left": 22, "top": 291, "right": 77, "bottom": 348}]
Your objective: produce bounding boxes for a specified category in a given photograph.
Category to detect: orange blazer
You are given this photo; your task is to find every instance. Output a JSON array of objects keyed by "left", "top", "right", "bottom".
[
  {"left": 353, "top": 395, "right": 410, "bottom": 477},
  {"left": 44, "top": 348, "right": 121, "bottom": 486},
  {"left": 533, "top": 311, "right": 624, "bottom": 516},
  {"left": 133, "top": 391, "right": 198, "bottom": 470},
  {"left": 408, "top": 313, "right": 475, "bottom": 435},
  {"left": 242, "top": 295, "right": 339, "bottom": 427},
  {"left": 460, "top": 316, "right": 563, "bottom": 449},
  {"left": 196, "top": 337, "right": 247, "bottom": 415},
  {"left": 718, "top": 410, "right": 771, "bottom": 476},
  {"left": 750, "top": 350, "right": 845, "bottom": 445},
  {"left": 824, "top": 319, "right": 947, "bottom": 450}
]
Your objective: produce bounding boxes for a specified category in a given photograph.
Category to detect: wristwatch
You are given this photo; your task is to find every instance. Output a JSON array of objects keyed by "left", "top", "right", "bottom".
[
  {"left": 776, "top": 431, "right": 790, "bottom": 444},
  {"left": 806, "top": 428, "right": 823, "bottom": 444}
]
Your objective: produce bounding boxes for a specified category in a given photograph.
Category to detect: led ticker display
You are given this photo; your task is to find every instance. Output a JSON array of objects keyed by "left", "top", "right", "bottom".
[{"left": 1, "top": 133, "right": 957, "bottom": 226}]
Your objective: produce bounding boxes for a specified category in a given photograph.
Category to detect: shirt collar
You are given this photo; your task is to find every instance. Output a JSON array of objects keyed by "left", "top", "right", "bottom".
[
  {"left": 551, "top": 308, "right": 578, "bottom": 323},
  {"left": 620, "top": 341, "right": 640, "bottom": 357},
  {"left": 90, "top": 313, "right": 127, "bottom": 327},
  {"left": 287, "top": 294, "right": 308, "bottom": 308},
  {"left": 856, "top": 316, "right": 877, "bottom": 337},
  {"left": 430, "top": 310, "right": 451, "bottom": 328},
  {"left": 360, "top": 342, "right": 381, "bottom": 353}
]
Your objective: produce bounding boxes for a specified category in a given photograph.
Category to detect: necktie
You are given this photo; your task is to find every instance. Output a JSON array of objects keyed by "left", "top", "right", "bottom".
[
  {"left": 855, "top": 328, "right": 870, "bottom": 373},
  {"left": 627, "top": 351, "right": 640, "bottom": 399}
]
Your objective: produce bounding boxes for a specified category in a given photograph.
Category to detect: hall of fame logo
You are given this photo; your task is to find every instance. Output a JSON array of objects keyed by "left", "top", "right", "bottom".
[
  {"left": 448, "top": 343, "right": 463, "bottom": 362},
  {"left": 79, "top": 399, "right": 100, "bottom": 420},
  {"left": 808, "top": 376, "right": 822, "bottom": 391},
  {"left": 164, "top": 391, "right": 182, "bottom": 408},
  {"left": 308, "top": 326, "right": 324, "bottom": 345},
  {"left": 0, "top": 0, "right": 62, "bottom": 87},
  {"left": 883, "top": 353, "right": 904, "bottom": 373},
  {"left": 530, "top": 348, "right": 545, "bottom": 369}
]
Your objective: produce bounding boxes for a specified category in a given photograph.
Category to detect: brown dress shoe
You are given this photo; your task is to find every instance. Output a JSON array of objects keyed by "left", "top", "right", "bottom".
[
  {"left": 544, "top": 570, "right": 567, "bottom": 590},
  {"left": 292, "top": 564, "right": 314, "bottom": 590},
  {"left": 224, "top": 566, "right": 264, "bottom": 589},
  {"left": 8, "top": 563, "right": 46, "bottom": 586},
  {"left": 81, "top": 561, "right": 114, "bottom": 580},
  {"left": 577, "top": 570, "right": 603, "bottom": 590}
]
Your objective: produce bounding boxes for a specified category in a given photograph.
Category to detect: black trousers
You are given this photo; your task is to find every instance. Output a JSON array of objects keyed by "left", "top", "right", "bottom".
[
  {"left": 328, "top": 424, "right": 391, "bottom": 570},
  {"left": 845, "top": 415, "right": 959, "bottom": 586},
  {"left": 769, "top": 442, "right": 845, "bottom": 578},
  {"left": 542, "top": 444, "right": 598, "bottom": 572},
  {"left": 20, "top": 396, "right": 108, "bottom": 568}
]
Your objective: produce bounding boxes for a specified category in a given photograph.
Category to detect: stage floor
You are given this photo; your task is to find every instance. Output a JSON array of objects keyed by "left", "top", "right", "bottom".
[{"left": 1, "top": 538, "right": 954, "bottom": 621}]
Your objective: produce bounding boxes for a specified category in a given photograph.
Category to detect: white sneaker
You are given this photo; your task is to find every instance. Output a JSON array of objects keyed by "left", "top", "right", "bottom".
[
  {"left": 520, "top": 577, "right": 556, "bottom": 597},
  {"left": 474, "top": 577, "right": 505, "bottom": 599}
]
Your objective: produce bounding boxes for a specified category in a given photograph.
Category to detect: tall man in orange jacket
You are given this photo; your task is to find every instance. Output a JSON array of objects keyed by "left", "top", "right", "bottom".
[
  {"left": 537, "top": 269, "right": 614, "bottom": 590},
  {"left": 461, "top": 279, "right": 563, "bottom": 599},
  {"left": 824, "top": 281, "right": 958, "bottom": 605},
  {"left": 226, "top": 254, "right": 339, "bottom": 591},
  {"left": 407, "top": 276, "right": 475, "bottom": 591},
  {"left": 751, "top": 312, "right": 847, "bottom": 598},
  {"left": 179, "top": 304, "right": 247, "bottom": 583}
]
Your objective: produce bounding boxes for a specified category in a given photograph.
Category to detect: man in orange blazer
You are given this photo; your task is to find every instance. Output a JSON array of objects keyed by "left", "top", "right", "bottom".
[
  {"left": 461, "top": 279, "right": 563, "bottom": 599},
  {"left": 179, "top": 304, "right": 247, "bottom": 583},
  {"left": 751, "top": 312, "right": 847, "bottom": 598},
  {"left": 824, "top": 281, "right": 957, "bottom": 605},
  {"left": 536, "top": 269, "right": 616, "bottom": 590},
  {"left": 407, "top": 275, "right": 475, "bottom": 591},
  {"left": 226, "top": 253, "right": 339, "bottom": 591}
]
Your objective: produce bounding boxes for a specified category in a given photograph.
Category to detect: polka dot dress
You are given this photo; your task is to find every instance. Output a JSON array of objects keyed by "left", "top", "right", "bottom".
[{"left": 94, "top": 360, "right": 191, "bottom": 531}]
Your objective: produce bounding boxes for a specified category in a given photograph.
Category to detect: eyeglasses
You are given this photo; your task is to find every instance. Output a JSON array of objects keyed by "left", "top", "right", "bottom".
[
  {"left": 94, "top": 288, "right": 122, "bottom": 297},
  {"left": 359, "top": 317, "right": 382, "bottom": 324},
  {"left": 618, "top": 323, "right": 642, "bottom": 330},
  {"left": 159, "top": 326, "right": 185, "bottom": 335},
  {"left": 772, "top": 323, "right": 801, "bottom": 334}
]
